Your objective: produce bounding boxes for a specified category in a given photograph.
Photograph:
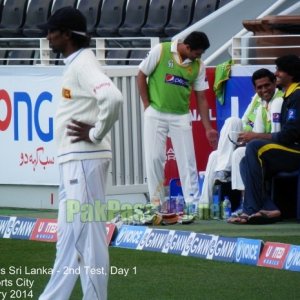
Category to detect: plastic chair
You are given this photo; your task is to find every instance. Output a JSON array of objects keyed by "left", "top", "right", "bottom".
[
  {"left": 164, "top": 0, "right": 196, "bottom": 37},
  {"left": 118, "top": 0, "right": 150, "bottom": 37},
  {"left": 95, "top": 0, "right": 127, "bottom": 37},
  {"left": 168, "top": 178, "right": 185, "bottom": 213},
  {"left": 22, "top": 0, "right": 53, "bottom": 37},
  {"left": 191, "top": 0, "right": 217, "bottom": 24},
  {"left": 51, "top": 0, "right": 78, "bottom": 13},
  {"left": 216, "top": 0, "right": 233, "bottom": 9},
  {"left": 141, "top": 0, "right": 172, "bottom": 37},
  {"left": 128, "top": 49, "right": 149, "bottom": 65},
  {"left": 271, "top": 170, "right": 300, "bottom": 222},
  {"left": 169, "top": 175, "right": 207, "bottom": 199},
  {"left": 169, "top": 178, "right": 183, "bottom": 199},
  {"left": 0, "top": 0, "right": 29, "bottom": 37},
  {"left": 77, "top": 0, "right": 103, "bottom": 36},
  {"left": 105, "top": 49, "right": 130, "bottom": 65},
  {"left": 6, "top": 50, "right": 35, "bottom": 65}
]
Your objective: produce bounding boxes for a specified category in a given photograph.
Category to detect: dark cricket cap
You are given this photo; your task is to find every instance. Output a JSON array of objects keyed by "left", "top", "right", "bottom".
[{"left": 39, "top": 6, "right": 87, "bottom": 35}]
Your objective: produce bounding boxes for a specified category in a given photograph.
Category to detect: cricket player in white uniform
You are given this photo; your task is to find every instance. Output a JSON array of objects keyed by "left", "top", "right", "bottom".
[
  {"left": 200, "top": 68, "right": 283, "bottom": 207},
  {"left": 38, "top": 7, "right": 123, "bottom": 300}
]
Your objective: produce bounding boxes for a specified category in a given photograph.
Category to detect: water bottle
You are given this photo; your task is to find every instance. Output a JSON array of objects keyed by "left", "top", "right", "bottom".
[
  {"left": 222, "top": 196, "right": 231, "bottom": 220},
  {"left": 198, "top": 203, "right": 204, "bottom": 219},
  {"left": 184, "top": 193, "right": 196, "bottom": 215},
  {"left": 176, "top": 194, "right": 185, "bottom": 213},
  {"left": 203, "top": 204, "right": 210, "bottom": 220},
  {"left": 198, "top": 172, "right": 205, "bottom": 196},
  {"left": 198, "top": 203, "right": 210, "bottom": 220},
  {"left": 212, "top": 185, "right": 220, "bottom": 219}
]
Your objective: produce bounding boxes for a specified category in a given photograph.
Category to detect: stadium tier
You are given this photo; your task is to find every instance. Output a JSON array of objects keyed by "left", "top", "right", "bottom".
[{"left": 0, "top": 0, "right": 230, "bottom": 39}]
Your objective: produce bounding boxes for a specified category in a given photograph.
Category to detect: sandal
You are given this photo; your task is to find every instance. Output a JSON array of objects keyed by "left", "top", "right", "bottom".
[
  {"left": 247, "top": 210, "right": 281, "bottom": 225},
  {"left": 227, "top": 214, "right": 249, "bottom": 224}
]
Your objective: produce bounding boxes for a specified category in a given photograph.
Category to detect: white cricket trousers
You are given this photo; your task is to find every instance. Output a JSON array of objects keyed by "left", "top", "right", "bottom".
[
  {"left": 231, "top": 146, "right": 246, "bottom": 190},
  {"left": 144, "top": 106, "right": 200, "bottom": 204},
  {"left": 39, "top": 158, "right": 110, "bottom": 300}
]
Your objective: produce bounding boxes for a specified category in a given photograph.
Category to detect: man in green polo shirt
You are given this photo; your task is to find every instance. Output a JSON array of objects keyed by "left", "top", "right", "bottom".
[{"left": 137, "top": 31, "right": 218, "bottom": 211}]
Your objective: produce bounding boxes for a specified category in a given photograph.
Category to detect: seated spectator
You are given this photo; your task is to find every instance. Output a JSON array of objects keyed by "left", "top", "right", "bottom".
[
  {"left": 228, "top": 54, "right": 300, "bottom": 224},
  {"left": 200, "top": 69, "right": 283, "bottom": 210}
]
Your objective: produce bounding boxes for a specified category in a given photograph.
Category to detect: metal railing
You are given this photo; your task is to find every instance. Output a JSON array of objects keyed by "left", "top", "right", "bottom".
[
  {"left": 0, "top": 57, "right": 147, "bottom": 196},
  {"left": 231, "top": 34, "right": 300, "bottom": 65},
  {"left": 0, "top": 37, "right": 160, "bottom": 66}
]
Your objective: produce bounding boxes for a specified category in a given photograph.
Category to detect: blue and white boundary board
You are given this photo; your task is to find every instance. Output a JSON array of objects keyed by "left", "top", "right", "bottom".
[
  {"left": 112, "top": 225, "right": 300, "bottom": 272},
  {"left": 216, "top": 65, "right": 276, "bottom": 131},
  {"left": 1, "top": 218, "right": 300, "bottom": 272}
]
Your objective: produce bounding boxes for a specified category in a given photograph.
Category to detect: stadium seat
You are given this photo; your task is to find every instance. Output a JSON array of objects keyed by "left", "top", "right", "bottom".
[
  {"left": 95, "top": 0, "right": 127, "bottom": 37},
  {"left": 0, "top": 0, "right": 5, "bottom": 23},
  {"left": 22, "top": 0, "right": 53, "bottom": 37},
  {"left": 164, "top": 0, "right": 196, "bottom": 37},
  {"left": 118, "top": 0, "right": 150, "bottom": 37},
  {"left": 45, "top": 51, "right": 64, "bottom": 65},
  {"left": 191, "top": 0, "right": 217, "bottom": 24},
  {"left": 141, "top": 0, "right": 172, "bottom": 37},
  {"left": 0, "top": 49, "right": 7, "bottom": 65},
  {"left": 56, "top": 53, "right": 65, "bottom": 65},
  {"left": 216, "top": 0, "right": 233, "bottom": 9},
  {"left": 271, "top": 170, "right": 300, "bottom": 222},
  {"left": 32, "top": 49, "right": 60, "bottom": 65},
  {"left": 0, "top": 0, "right": 29, "bottom": 37},
  {"left": 77, "top": 0, "right": 103, "bottom": 36},
  {"left": 169, "top": 178, "right": 183, "bottom": 198},
  {"left": 106, "top": 49, "right": 130, "bottom": 65},
  {"left": 51, "top": 0, "right": 77, "bottom": 13},
  {"left": 128, "top": 49, "right": 149, "bottom": 65},
  {"left": 6, "top": 49, "right": 35, "bottom": 65}
]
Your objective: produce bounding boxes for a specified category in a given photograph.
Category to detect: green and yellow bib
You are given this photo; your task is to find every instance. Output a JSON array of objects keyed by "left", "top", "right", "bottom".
[{"left": 148, "top": 42, "right": 200, "bottom": 114}]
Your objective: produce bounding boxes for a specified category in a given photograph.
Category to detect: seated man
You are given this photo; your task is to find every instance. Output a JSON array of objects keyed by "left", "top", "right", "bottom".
[
  {"left": 229, "top": 54, "right": 300, "bottom": 224},
  {"left": 200, "top": 68, "right": 283, "bottom": 208}
]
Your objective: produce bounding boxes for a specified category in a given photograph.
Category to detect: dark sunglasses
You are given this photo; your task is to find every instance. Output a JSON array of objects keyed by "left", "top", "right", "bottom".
[{"left": 227, "top": 134, "right": 245, "bottom": 147}]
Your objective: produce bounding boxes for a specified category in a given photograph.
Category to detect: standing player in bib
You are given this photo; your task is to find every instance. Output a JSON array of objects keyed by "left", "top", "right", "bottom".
[{"left": 137, "top": 31, "right": 218, "bottom": 210}]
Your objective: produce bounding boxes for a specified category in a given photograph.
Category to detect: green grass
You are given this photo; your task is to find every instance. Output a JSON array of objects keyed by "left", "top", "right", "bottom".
[
  {"left": 1, "top": 239, "right": 300, "bottom": 300},
  {"left": 1, "top": 208, "right": 300, "bottom": 299},
  {"left": 0, "top": 207, "right": 58, "bottom": 219}
]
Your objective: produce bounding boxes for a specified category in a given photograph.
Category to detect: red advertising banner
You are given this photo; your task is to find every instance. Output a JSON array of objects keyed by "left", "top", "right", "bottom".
[
  {"left": 164, "top": 67, "right": 217, "bottom": 185},
  {"left": 30, "top": 218, "right": 116, "bottom": 245},
  {"left": 258, "top": 242, "right": 291, "bottom": 269},
  {"left": 106, "top": 223, "right": 116, "bottom": 245},
  {"left": 30, "top": 218, "right": 58, "bottom": 242}
]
